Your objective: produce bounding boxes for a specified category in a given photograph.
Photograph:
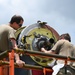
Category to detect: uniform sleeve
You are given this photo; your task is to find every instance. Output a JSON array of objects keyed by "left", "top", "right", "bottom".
[
  {"left": 8, "top": 28, "right": 16, "bottom": 39},
  {"left": 51, "top": 40, "right": 63, "bottom": 54}
]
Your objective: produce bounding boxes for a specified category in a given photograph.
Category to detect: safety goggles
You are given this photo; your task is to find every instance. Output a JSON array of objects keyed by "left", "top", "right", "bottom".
[{"left": 18, "top": 24, "right": 22, "bottom": 27}]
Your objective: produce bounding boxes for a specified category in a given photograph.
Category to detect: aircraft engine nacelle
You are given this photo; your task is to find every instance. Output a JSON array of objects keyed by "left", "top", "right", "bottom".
[{"left": 15, "top": 21, "right": 59, "bottom": 67}]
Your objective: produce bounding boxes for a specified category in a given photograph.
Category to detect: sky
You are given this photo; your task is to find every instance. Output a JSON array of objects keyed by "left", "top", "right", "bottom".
[{"left": 0, "top": 0, "right": 75, "bottom": 45}]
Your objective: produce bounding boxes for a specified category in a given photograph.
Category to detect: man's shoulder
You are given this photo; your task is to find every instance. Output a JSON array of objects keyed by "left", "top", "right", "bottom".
[
  {"left": 57, "top": 39, "right": 65, "bottom": 43},
  {"left": 0, "top": 24, "right": 13, "bottom": 29},
  {"left": 58, "top": 39, "right": 69, "bottom": 42},
  {"left": 0, "top": 24, "right": 15, "bottom": 33}
]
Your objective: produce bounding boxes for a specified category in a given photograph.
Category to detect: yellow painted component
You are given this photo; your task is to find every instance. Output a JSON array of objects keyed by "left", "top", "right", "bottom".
[
  {"left": 15, "top": 25, "right": 59, "bottom": 67},
  {"left": 26, "top": 28, "right": 56, "bottom": 48},
  {"left": 26, "top": 27, "right": 56, "bottom": 66}
]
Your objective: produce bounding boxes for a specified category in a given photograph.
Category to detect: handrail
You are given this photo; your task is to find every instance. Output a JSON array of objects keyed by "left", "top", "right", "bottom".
[
  {"left": 0, "top": 49, "right": 75, "bottom": 62},
  {"left": 0, "top": 51, "right": 8, "bottom": 60},
  {"left": 0, "top": 49, "right": 75, "bottom": 75},
  {"left": 14, "top": 48, "right": 75, "bottom": 62},
  {"left": 0, "top": 60, "right": 43, "bottom": 71}
]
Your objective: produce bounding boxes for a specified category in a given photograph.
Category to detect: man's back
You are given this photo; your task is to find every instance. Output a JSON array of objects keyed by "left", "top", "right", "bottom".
[
  {"left": 0, "top": 24, "right": 15, "bottom": 51},
  {"left": 52, "top": 39, "right": 75, "bottom": 64}
]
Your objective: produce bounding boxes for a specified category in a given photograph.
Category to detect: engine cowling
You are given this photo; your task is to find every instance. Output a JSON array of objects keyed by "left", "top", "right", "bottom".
[{"left": 15, "top": 21, "right": 59, "bottom": 67}]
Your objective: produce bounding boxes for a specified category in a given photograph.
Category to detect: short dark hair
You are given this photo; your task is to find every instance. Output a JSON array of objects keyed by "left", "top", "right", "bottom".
[
  {"left": 60, "top": 33, "right": 71, "bottom": 42},
  {"left": 10, "top": 15, "right": 24, "bottom": 24}
]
